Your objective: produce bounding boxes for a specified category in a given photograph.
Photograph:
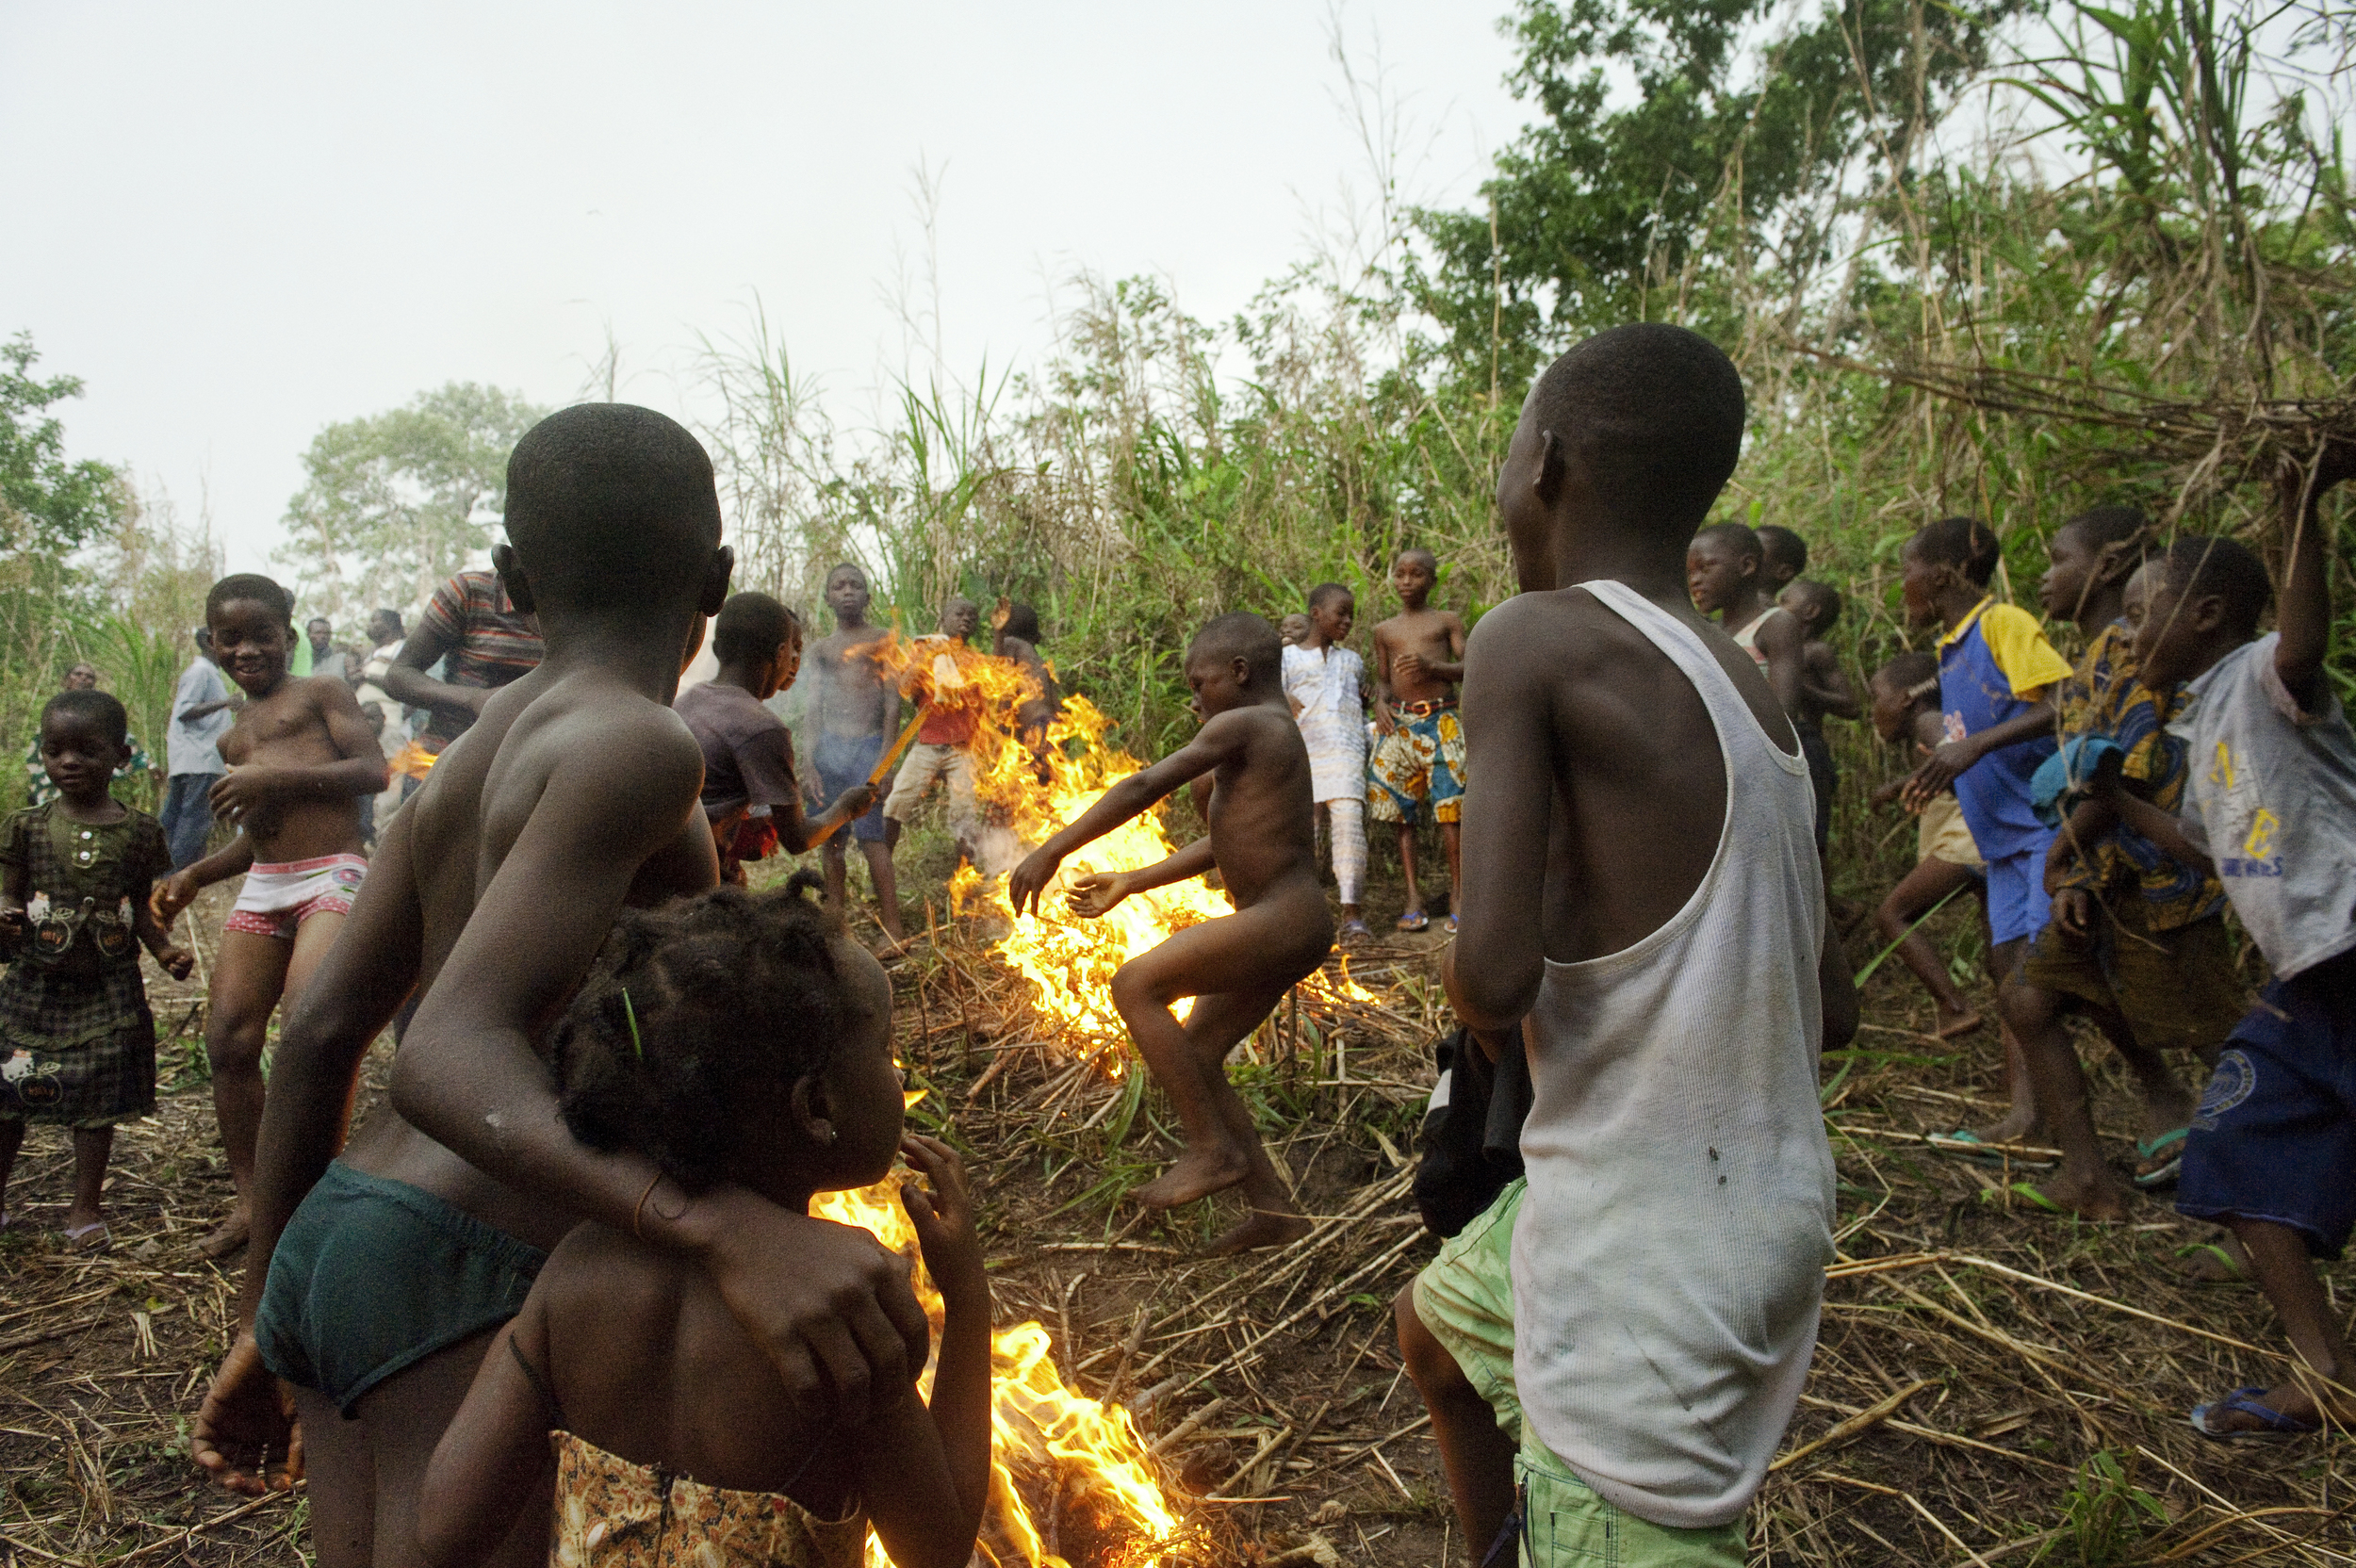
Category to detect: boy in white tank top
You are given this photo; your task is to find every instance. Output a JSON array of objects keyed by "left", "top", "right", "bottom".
[{"left": 1395, "top": 325, "right": 1857, "bottom": 1563}]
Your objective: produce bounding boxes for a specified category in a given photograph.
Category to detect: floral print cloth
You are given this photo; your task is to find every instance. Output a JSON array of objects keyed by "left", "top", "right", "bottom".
[{"left": 548, "top": 1430, "right": 866, "bottom": 1568}]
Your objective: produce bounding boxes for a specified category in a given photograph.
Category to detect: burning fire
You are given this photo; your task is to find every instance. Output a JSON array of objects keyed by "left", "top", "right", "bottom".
[
  {"left": 387, "top": 739, "right": 437, "bottom": 780},
  {"left": 813, "top": 1161, "right": 1188, "bottom": 1568},
  {"left": 859, "top": 630, "right": 1372, "bottom": 1068}
]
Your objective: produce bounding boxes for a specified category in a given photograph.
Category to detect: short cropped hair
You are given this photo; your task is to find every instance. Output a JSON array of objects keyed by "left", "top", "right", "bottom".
[
  {"left": 504, "top": 404, "right": 724, "bottom": 612},
  {"left": 371, "top": 608, "right": 405, "bottom": 636},
  {"left": 2057, "top": 505, "right": 2148, "bottom": 555},
  {"left": 1189, "top": 612, "right": 1282, "bottom": 684},
  {"left": 711, "top": 592, "right": 799, "bottom": 666},
  {"left": 1784, "top": 579, "right": 1841, "bottom": 630},
  {"left": 1911, "top": 516, "right": 2003, "bottom": 587},
  {"left": 1000, "top": 601, "right": 1042, "bottom": 644},
  {"left": 2161, "top": 535, "right": 2271, "bottom": 636},
  {"left": 553, "top": 875, "right": 854, "bottom": 1193},
  {"left": 206, "top": 573, "right": 296, "bottom": 627},
  {"left": 1306, "top": 582, "right": 1353, "bottom": 612},
  {"left": 1527, "top": 323, "right": 1746, "bottom": 531},
  {"left": 1756, "top": 525, "right": 1808, "bottom": 579},
  {"left": 42, "top": 689, "right": 127, "bottom": 746},
  {"left": 1691, "top": 521, "right": 1763, "bottom": 564},
  {"left": 1875, "top": 650, "right": 1939, "bottom": 700}
]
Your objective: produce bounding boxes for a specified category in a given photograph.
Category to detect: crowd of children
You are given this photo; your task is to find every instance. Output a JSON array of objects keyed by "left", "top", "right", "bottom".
[{"left": 0, "top": 324, "right": 2344, "bottom": 1566}]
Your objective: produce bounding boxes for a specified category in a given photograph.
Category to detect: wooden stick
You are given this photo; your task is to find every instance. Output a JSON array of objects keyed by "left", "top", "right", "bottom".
[
  {"left": 868, "top": 703, "right": 931, "bottom": 788},
  {"left": 1770, "top": 1378, "right": 1933, "bottom": 1472}
]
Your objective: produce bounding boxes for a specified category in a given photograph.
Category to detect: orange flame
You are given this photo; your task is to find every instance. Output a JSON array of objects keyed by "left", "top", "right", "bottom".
[
  {"left": 387, "top": 739, "right": 437, "bottom": 780},
  {"left": 813, "top": 1165, "right": 1185, "bottom": 1568}
]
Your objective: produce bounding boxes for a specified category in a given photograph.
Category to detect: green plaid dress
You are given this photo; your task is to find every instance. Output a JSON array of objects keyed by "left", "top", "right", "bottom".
[{"left": 0, "top": 804, "right": 170, "bottom": 1126}]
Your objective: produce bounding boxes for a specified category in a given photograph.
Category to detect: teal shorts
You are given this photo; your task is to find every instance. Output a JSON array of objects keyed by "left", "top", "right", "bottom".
[
  {"left": 1414, "top": 1180, "right": 1747, "bottom": 1566},
  {"left": 255, "top": 1161, "right": 547, "bottom": 1416}
]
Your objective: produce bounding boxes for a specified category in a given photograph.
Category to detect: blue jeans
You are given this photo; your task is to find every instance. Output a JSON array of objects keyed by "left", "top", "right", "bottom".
[{"left": 159, "top": 772, "right": 220, "bottom": 870}]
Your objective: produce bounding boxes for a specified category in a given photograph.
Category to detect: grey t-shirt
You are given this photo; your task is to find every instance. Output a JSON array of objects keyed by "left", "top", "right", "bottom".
[
  {"left": 167, "top": 658, "right": 233, "bottom": 777},
  {"left": 2169, "top": 632, "right": 2356, "bottom": 978},
  {"left": 675, "top": 680, "right": 799, "bottom": 822}
]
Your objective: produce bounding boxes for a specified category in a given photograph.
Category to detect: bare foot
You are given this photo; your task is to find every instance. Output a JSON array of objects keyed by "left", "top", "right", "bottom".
[
  {"left": 201, "top": 1204, "right": 251, "bottom": 1260},
  {"left": 1132, "top": 1148, "right": 1250, "bottom": 1210},
  {"left": 1934, "top": 1006, "right": 1985, "bottom": 1039},
  {"left": 2174, "top": 1230, "right": 2250, "bottom": 1282},
  {"left": 2031, "top": 1167, "right": 2132, "bottom": 1222},
  {"left": 1204, "top": 1208, "right": 1314, "bottom": 1256},
  {"left": 1971, "top": 1109, "right": 2042, "bottom": 1145}
]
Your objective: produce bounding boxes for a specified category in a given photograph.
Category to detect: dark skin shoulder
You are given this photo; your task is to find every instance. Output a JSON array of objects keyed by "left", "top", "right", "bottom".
[
  {"left": 212, "top": 674, "right": 387, "bottom": 859},
  {"left": 1798, "top": 640, "right": 1860, "bottom": 723}
]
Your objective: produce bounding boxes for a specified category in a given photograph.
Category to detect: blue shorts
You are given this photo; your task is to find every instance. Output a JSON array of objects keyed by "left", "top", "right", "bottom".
[
  {"left": 2177, "top": 951, "right": 2356, "bottom": 1259},
  {"left": 1982, "top": 842, "right": 2054, "bottom": 947},
  {"left": 811, "top": 731, "right": 888, "bottom": 843}
]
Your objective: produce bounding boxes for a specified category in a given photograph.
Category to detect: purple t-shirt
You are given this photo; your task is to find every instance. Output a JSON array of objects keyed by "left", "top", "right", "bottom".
[{"left": 675, "top": 682, "right": 798, "bottom": 821}]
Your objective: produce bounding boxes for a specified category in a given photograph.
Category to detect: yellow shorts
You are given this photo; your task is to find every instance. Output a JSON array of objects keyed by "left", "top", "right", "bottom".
[{"left": 1916, "top": 792, "right": 1984, "bottom": 869}]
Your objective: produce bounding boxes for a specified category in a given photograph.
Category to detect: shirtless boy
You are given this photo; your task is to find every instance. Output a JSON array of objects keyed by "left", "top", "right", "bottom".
[
  {"left": 189, "top": 407, "right": 928, "bottom": 1567},
  {"left": 806, "top": 564, "right": 906, "bottom": 944},
  {"left": 152, "top": 575, "right": 388, "bottom": 1256},
  {"left": 993, "top": 599, "right": 1058, "bottom": 777},
  {"left": 1369, "top": 550, "right": 1469, "bottom": 932},
  {"left": 1775, "top": 579, "right": 1858, "bottom": 858},
  {"left": 1396, "top": 325, "right": 1855, "bottom": 1562},
  {"left": 1686, "top": 521, "right": 1807, "bottom": 721},
  {"left": 1008, "top": 612, "right": 1331, "bottom": 1255}
]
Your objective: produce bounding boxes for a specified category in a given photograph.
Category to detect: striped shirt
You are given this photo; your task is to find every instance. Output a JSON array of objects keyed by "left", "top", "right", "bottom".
[{"left": 418, "top": 570, "right": 543, "bottom": 744}]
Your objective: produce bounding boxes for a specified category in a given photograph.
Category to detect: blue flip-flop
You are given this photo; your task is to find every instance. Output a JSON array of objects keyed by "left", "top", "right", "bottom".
[
  {"left": 1396, "top": 911, "right": 1430, "bottom": 933},
  {"left": 2134, "top": 1129, "right": 2188, "bottom": 1189},
  {"left": 2190, "top": 1387, "right": 2320, "bottom": 1442}
]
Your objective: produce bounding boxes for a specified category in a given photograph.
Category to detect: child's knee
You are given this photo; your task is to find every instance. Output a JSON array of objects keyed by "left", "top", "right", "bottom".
[{"left": 205, "top": 1017, "right": 269, "bottom": 1073}]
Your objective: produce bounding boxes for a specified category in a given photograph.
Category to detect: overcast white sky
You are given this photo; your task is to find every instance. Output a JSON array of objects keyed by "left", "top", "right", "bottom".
[{"left": 4, "top": 2, "right": 1525, "bottom": 583}]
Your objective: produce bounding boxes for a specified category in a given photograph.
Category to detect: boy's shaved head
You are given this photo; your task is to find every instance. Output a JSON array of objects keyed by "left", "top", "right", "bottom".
[
  {"left": 712, "top": 591, "right": 799, "bottom": 665},
  {"left": 207, "top": 572, "right": 295, "bottom": 627},
  {"left": 2057, "top": 505, "right": 2146, "bottom": 551},
  {"left": 1910, "top": 515, "right": 2003, "bottom": 586},
  {"left": 1395, "top": 548, "right": 1437, "bottom": 571},
  {"left": 2161, "top": 534, "right": 2271, "bottom": 634},
  {"left": 1525, "top": 323, "right": 1746, "bottom": 531},
  {"left": 1690, "top": 521, "right": 1763, "bottom": 563},
  {"left": 1307, "top": 581, "right": 1353, "bottom": 612},
  {"left": 1189, "top": 612, "right": 1282, "bottom": 684},
  {"left": 1782, "top": 578, "right": 1841, "bottom": 629},
  {"left": 503, "top": 404, "right": 724, "bottom": 612},
  {"left": 1755, "top": 525, "right": 1807, "bottom": 579}
]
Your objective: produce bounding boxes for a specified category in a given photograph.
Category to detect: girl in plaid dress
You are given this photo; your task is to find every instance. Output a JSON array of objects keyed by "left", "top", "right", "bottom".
[{"left": 0, "top": 691, "right": 192, "bottom": 1250}]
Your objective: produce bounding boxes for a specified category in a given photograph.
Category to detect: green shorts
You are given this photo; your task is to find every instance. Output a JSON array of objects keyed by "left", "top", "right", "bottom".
[{"left": 1414, "top": 1179, "right": 1747, "bottom": 1566}]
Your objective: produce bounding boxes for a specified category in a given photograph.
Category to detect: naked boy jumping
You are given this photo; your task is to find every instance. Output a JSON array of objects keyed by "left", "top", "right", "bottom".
[{"left": 1008, "top": 612, "right": 1331, "bottom": 1255}]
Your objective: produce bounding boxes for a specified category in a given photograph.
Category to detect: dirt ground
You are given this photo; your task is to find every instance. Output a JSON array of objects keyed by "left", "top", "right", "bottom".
[{"left": 2, "top": 852, "right": 2352, "bottom": 1566}]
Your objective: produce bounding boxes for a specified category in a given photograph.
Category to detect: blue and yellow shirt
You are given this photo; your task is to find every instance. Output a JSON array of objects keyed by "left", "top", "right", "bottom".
[{"left": 1937, "top": 598, "right": 2074, "bottom": 862}]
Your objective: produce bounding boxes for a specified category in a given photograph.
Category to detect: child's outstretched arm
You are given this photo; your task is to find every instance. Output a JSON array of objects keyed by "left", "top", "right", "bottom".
[
  {"left": 1006, "top": 719, "right": 1241, "bottom": 915},
  {"left": 1068, "top": 838, "right": 1217, "bottom": 917},
  {"left": 417, "top": 1308, "right": 558, "bottom": 1568},
  {"left": 1903, "top": 700, "right": 2053, "bottom": 808},
  {"left": 129, "top": 864, "right": 193, "bottom": 981},
  {"left": 152, "top": 832, "right": 255, "bottom": 923},
  {"left": 858, "top": 1134, "right": 991, "bottom": 1568},
  {"left": 389, "top": 712, "right": 929, "bottom": 1429},
  {"left": 2275, "top": 440, "right": 2353, "bottom": 711}
]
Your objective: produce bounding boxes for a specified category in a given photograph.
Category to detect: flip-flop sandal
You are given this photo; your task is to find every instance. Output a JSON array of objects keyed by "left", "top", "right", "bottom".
[
  {"left": 1337, "top": 919, "right": 1372, "bottom": 941},
  {"left": 1396, "top": 911, "right": 1430, "bottom": 933},
  {"left": 63, "top": 1221, "right": 110, "bottom": 1254},
  {"left": 2190, "top": 1386, "right": 2320, "bottom": 1442},
  {"left": 1444, "top": 915, "right": 1459, "bottom": 935},
  {"left": 1928, "top": 1130, "right": 2058, "bottom": 1171},
  {"left": 2133, "top": 1129, "right": 2188, "bottom": 1188}
]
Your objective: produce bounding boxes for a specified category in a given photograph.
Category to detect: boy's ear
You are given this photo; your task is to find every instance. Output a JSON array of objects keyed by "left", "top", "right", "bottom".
[
  {"left": 1532, "top": 429, "right": 1566, "bottom": 510},
  {"left": 492, "top": 544, "right": 536, "bottom": 616},
  {"left": 699, "top": 546, "right": 734, "bottom": 618},
  {"left": 789, "top": 1071, "right": 835, "bottom": 1150}
]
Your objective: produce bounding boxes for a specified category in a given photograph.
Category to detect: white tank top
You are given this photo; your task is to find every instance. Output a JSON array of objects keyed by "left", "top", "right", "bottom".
[
  {"left": 1730, "top": 607, "right": 1777, "bottom": 668},
  {"left": 1511, "top": 580, "right": 1834, "bottom": 1530}
]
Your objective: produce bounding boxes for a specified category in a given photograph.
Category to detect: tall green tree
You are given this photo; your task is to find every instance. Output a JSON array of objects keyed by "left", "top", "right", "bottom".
[
  {"left": 1413, "top": 0, "right": 2021, "bottom": 364},
  {"left": 1, "top": 331, "right": 131, "bottom": 562},
  {"left": 274, "top": 383, "right": 547, "bottom": 621}
]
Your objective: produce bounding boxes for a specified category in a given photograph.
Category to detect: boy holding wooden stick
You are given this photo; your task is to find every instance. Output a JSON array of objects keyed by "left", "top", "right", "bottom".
[{"left": 1008, "top": 612, "right": 1330, "bottom": 1255}]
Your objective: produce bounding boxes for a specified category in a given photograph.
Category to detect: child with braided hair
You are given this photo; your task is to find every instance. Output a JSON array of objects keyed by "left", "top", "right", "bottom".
[{"left": 417, "top": 874, "right": 990, "bottom": 1568}]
